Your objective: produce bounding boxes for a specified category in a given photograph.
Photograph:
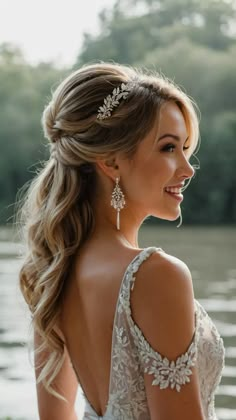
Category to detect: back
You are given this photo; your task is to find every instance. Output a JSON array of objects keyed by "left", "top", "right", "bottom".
[{"left": 60, "top": 243, "right": 143, "bottom": 417}]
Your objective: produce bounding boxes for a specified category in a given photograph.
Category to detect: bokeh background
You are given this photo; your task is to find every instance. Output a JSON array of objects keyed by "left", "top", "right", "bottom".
[{"left": 0, "top": 0, "right": 236, "bottom": 419}]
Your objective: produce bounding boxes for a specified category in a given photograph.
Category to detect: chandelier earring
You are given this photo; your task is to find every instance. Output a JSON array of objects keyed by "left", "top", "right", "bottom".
[{"left": 111, "top": 177, "right": 126, "bottom": 230}]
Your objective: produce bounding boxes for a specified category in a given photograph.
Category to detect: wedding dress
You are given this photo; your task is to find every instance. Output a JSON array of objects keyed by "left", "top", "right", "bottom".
[{"left": 80, "top": 247, "right": 225, "bottom": 419}]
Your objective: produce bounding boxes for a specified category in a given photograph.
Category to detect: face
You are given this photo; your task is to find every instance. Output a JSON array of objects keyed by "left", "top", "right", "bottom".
[{"left": 118, "top": 101, "right": 195, "bottom": 221}]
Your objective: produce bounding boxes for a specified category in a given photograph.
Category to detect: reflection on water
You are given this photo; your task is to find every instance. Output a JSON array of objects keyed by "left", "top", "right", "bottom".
[{"left": 0, "top": 226, "right": 236, "bottom": 419}]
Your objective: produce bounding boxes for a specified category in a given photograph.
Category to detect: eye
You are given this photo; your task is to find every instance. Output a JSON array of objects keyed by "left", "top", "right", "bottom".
[
  {"left": 161, "top": 143, "right": 175, "bottom": 152},
  {"left": 161, "top": 143, "right": 190, "bottom": 153}
]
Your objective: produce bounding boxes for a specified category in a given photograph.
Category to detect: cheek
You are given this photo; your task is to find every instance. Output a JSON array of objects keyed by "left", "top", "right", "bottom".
[
  {"left": 122, "top": 154, "right": 174, "bottom": 199},
  {"left": 140, "top": 157, "right": 170, "bottom": 186},
  {"left": 124, "top": 163, "right": 164, "bottom": 199}
]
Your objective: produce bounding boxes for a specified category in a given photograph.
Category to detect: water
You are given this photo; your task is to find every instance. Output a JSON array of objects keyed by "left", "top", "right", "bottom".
[{"left": 0, "top": 225, "right": 236, "bottom": 419}]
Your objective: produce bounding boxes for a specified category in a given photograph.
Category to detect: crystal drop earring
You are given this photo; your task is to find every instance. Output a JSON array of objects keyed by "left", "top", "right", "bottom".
[{"left": 111, "top": 177, "right": 126, "bottom": 230}]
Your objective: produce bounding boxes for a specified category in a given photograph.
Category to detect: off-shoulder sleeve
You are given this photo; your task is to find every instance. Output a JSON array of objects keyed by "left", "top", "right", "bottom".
[{"left": 129, "top": 300, "right": 200, "bottom": 392}]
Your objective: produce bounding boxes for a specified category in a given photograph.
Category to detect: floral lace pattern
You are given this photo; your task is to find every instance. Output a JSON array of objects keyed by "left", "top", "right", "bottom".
[
  {"left": 131, "top": 322, "right": 198, "bottom": 392},
  {"left": 82, "top": 247, "right": 225, "bottom": 420}
]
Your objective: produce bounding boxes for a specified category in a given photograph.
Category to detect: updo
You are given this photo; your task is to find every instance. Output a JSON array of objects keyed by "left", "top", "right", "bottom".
[{"left": 42, "top": 62, "right": 199, "bottom": 168}]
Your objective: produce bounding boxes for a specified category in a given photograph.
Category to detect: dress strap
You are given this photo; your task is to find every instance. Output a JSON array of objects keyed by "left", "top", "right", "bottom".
[{"left": 127, "top": 247, "right": 163, "bottom": 292}]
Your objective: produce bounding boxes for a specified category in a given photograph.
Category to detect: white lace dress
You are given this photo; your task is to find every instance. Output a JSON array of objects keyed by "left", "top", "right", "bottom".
[{"left": 81, "top": 247, "right": 225, "bottom": 419}]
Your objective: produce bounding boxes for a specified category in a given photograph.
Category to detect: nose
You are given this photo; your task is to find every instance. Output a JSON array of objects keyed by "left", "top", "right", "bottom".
[{"left": 177, "top": 156, "right": 195, "bottom": 180}]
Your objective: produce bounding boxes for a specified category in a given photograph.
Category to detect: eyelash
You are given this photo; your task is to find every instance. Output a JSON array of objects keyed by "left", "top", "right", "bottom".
[{"left": 161, "top": 143, "right": 190, "bottom": 153}]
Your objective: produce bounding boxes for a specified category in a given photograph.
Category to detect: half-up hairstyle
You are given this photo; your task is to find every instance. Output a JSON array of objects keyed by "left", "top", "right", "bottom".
[{"left": 17, "top": 62, "right": 199, "bottom": 399}]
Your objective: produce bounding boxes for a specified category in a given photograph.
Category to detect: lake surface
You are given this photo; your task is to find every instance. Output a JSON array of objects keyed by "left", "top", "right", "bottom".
[{"left": 0, "top": 225, "right": 236, "bottom": 419}]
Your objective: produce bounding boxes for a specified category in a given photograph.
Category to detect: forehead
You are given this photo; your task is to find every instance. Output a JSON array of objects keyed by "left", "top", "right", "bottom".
[
  {"left": 135, "top": 101, "right": 188, "bottom": 156},
  {"left": 157, "top": 101, "right": 188, "bottom": 137}
]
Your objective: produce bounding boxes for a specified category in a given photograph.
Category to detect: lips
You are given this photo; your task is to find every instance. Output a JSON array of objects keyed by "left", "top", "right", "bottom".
[
  {"left": 165, "top": 186, "right": 182, "bottom": 194},
  {"left": 164, "top": 185, "right": 184, "bottom": 202}
]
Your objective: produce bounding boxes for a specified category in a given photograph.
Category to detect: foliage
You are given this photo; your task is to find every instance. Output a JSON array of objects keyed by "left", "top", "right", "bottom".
[
  {"left": 77, "top": 0, "right": 236, "bottom": 65},
  {"left": 0, "top": 43, "right": 67, "bottom": 224}
]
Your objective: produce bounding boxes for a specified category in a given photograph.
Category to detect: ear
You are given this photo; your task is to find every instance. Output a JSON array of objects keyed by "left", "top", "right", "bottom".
[{"left": 96, "top": 156, "right": 119, "bottom": 181}]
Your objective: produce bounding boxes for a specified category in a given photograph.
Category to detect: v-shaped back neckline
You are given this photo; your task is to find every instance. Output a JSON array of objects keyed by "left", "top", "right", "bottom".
[{"left": 81, "top": 246, "right": 159, "bottom": 418}]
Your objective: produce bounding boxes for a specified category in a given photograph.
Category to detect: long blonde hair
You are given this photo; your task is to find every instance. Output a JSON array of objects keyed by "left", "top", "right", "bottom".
[{"left": 17, "top": 62, "right": 199, "bottom": 399}]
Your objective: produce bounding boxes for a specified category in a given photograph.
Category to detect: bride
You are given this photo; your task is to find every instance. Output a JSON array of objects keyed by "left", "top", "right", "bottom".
[{"left": 18, "top": 62, "right": 225, "bottom": 419}]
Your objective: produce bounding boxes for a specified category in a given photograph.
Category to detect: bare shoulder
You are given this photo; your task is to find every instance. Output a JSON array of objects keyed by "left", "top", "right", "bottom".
[
  {"left": 131, "top": 250, "right": 204, "bottom": 419},
  {"left": 140, "top": 249, "right": 192, "bottom": 286},
  {"left": 131, "top": 250, "right": 196, "bottom": 360}
]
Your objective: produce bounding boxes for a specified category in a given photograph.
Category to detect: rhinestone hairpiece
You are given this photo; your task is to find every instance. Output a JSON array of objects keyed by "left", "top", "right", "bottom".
[{"left": 97, "top": 82, "right": 134, "bottom": 120}]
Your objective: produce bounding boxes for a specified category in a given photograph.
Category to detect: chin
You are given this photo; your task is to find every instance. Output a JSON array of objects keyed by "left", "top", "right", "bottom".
[
  {"left": 152, "top": 208, "right": 181, "bottom": 221},
  {"left": 161, "top": 216, "right": 180, "bottom": 223},
  {"left": 167, "top": 211, "right": 181, "bottom": 221}
]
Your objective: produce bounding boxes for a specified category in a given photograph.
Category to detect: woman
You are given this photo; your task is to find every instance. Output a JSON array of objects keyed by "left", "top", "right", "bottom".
[{"left": 19, "top": 62, "right": 225, "bottom": 419}]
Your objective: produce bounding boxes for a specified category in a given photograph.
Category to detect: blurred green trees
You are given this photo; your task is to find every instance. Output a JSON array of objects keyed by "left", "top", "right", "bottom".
[
  {"left": 1, "top": 0, "right": 236, "bottom": 224},
  {"left": 0, "top": 43, "right": 67, "bottom": 223}
]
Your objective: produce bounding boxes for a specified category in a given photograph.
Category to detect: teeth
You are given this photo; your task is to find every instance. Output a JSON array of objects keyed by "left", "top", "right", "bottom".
[{"left": 165, "top": 187, "right": 182, "bottom": 194}]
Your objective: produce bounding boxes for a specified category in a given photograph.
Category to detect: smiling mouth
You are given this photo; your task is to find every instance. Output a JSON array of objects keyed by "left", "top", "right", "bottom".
[
  {"left": 165, "top": 187, "right": 183, "bottom": 194},
  {"left": 164, "top": 187, "right": 183, "bottom": 202}
]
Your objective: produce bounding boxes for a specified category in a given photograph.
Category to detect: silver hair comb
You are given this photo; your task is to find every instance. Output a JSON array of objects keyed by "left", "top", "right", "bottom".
[{"left": 97, "top": 82, "right": 134, "bottom": 120}]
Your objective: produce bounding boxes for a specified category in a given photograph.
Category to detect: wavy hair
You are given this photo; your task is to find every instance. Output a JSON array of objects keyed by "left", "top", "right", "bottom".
[{"left": 17, "top": 62, "right": 199, "bottom": 399}]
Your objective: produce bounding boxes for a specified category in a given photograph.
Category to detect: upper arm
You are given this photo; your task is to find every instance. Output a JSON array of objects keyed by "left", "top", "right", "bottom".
[
  {"left": 130, "top": 252, "right": 204, "bottom": 420},
  {"left": 34, "top": 326, "right": 78, "bottom": 420}
]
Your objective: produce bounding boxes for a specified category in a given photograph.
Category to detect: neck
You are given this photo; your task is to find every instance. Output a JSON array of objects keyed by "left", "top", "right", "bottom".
[{"left": 92, "top": 201, "right": 147, "bottom": 249}]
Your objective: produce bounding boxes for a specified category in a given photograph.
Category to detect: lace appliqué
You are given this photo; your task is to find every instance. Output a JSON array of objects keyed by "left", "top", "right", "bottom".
[
  {"left": 194, "top": 300, "right": 225, "bottom": 419},
  {"left": 131, "top": 321, "right": 199, "bottom": 392}
]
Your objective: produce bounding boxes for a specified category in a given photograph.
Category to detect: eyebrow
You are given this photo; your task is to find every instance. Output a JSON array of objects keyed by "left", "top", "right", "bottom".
[{"left": 158, "top": 133, "right": 189, "bottom": 142}]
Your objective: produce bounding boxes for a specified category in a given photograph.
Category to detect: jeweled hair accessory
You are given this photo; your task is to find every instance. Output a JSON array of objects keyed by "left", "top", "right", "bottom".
[{"left": 97, "top": 82, "right": 134, "bottom": 120}]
